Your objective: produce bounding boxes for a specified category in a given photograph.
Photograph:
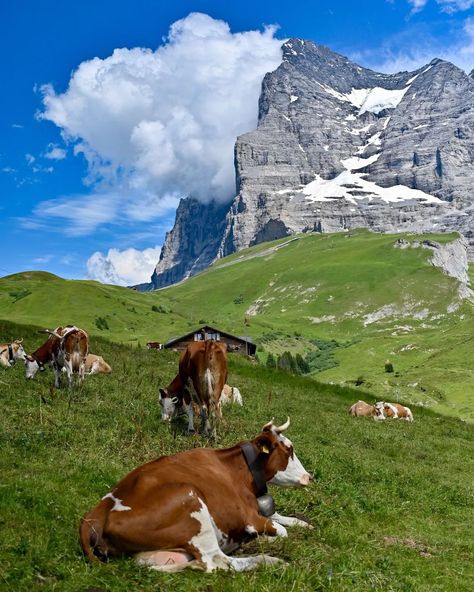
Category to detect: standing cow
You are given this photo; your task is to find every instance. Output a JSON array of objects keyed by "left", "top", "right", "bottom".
[
  {"left": 80, "top": 418, "right": 312, "bottom": 572},
  {"left": 24, "top": 325, "right": 89, "bottom": 387},
  {"left": 0, "top": 339, "right": 26, "bottom": 368},
  {"left": 159, "top": 340, "right": 228, "bottom": 437}
]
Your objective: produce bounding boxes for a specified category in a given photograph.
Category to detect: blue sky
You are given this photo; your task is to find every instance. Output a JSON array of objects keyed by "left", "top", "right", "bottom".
[{"left": 1, "top": 0, "right": 474, "bottom": 284}]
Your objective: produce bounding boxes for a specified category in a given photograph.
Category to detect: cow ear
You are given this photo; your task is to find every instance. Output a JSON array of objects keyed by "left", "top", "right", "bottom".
[
  {"left": 255, "top": 435, "right": 273, "bottom": 455},
  {"left": 159, "top": 388, "right": 166, "bottom": 398}
]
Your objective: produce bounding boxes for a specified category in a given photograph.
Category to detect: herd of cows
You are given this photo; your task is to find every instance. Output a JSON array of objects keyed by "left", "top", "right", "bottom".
[{"left": 2, "top": 326, "right": 413, "bottom": 573}]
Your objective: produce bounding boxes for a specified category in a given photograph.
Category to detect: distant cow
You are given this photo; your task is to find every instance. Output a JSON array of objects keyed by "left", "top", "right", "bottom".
[
  {"left": 24, "top": 325, "right": 89, "bottom": 387},
  {"left": 80, "top": 418, "right": 312, "bottom": 572},
  {"left": 381, "top": 402, "right": 414, "bottom": 422},
  {"left": 159, "top": 340, "right": 228, "bottom": 437},
  {"left": 146, "top": 342, "right": 162, "bottom": 350},
  {"left": 220, "top": 384, "right": 243, "bottom": 408},
  {"left": 0, "top": 339, "right": 26, "bottom": 368},
  {"left": 84, "top": 354, "right": 112, "bottom": 375},
  {"left": 349, "top": 400, "right": 385, "bottom": 421}
]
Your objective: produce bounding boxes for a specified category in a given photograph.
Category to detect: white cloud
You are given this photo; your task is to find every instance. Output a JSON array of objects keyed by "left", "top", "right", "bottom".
[
  {"left": 39, "top": 12, "right": 283, "bottom": 208},
  {"left": 408, "top": 0, "right": 428, "bottom": 13},
  {"left": 86, "top": 245, "right": 161, "bottom": 285},
  {"left": 25, "top": 153, "right": 35, "bottom": 165},
  {"left": 44, "top": 143, "right": 67, "bottom": 160},
  {"left": 408, "top": 0, "right": 474, "bottom": 12},
  {"left": 356, "top": 17, "right": 474, "bottom": 73},
  {"left": 437, "top": 0, "right": 474, "bottom": 13}
]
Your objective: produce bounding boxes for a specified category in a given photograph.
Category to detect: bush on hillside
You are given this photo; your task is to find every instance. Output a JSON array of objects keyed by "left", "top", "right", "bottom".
[
  {"left": 9, "top": 288, "right": 32, "bottom": 303},
  {"left": 95, "top": 316, "right": 109, "bottom": 331},
  {"left": 266, "top": 352, "right": 276, "bottom": 368},
  {"left": 151, "top": 304, "right": 169, "bottom": 314},
  {"left": 385, "top": 360, "right": 394, "bottom": 373}
]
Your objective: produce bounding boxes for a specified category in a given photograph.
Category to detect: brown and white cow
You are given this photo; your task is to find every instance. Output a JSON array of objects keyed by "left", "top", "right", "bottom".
[
  {"left": 84, "top": 354, "right": 112, "bottom": 375},
  {"left": 349, "top": 400, "right": 385, "bottom": 421},
  {"left": 0, "top": 339, "right": 26, "bottom": 368},
  {"left": 24, "top": 325, "right": 89, "bottom": 387},
  {"left": 80, "top": 418, "right": 312, "bottom": 572},
  {"left": 381, "top": 402, "right": 414, "bottom": 422},
  {"left": 159, "top": 340, "right": 228, "bottom": 437},
  {"left": 220, "top": 384, "right": 243, "bottom": 409}
]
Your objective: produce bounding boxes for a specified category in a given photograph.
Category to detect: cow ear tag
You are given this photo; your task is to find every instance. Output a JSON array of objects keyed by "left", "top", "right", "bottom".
[{"left": 262, "top": 445, "right": 270, "bottom": 454}]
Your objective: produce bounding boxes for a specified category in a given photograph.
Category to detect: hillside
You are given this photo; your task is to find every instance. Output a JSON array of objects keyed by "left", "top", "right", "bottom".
[
  {"left": 1, "top": 230, "right": 473, "bottom": 420},
  {"left": 1, "top": 319, "right": 473, "bottom": 591}
]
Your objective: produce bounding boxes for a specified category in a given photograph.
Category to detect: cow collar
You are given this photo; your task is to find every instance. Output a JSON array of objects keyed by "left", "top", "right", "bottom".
[
  {"left": 240, "top": 441, "right": 268, "bottom": 498},
  {"left": 8, "top": 343, "right": 14, "bottom": 364}
]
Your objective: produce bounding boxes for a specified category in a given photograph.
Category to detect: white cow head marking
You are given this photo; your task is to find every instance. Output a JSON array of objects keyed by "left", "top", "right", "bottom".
[
  {"left": 262, "top": 418, "right": 312, "bottom": 488},
  {"left": 24, "top": 356, "right": 41, "bottom": 379},
  {"left": 159, "top": 389, "right": 179, "bottom": 421}
]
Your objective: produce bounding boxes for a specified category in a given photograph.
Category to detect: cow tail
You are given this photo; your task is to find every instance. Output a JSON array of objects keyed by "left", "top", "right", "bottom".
[{"left": 79, "top": 497, "right": 113, "bottom": 562}]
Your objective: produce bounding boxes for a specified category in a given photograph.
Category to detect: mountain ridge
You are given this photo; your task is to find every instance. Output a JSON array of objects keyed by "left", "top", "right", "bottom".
[{"left": 142, "top": 38, "right": 474, "bottom": 289}]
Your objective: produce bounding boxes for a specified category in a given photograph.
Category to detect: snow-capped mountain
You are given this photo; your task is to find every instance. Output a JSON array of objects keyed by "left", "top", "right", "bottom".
[{"left": 143, "top": 38, "right": 474, "bottom": 290}]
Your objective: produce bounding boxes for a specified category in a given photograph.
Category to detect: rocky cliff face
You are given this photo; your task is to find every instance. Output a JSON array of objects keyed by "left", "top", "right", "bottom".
[{"left": 146, "top": 38, "right": 474, "bottom": 290}]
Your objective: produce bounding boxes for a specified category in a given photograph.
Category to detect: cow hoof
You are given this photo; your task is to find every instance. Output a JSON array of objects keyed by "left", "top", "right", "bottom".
[{"left": 186, "top": 428, "right": 196, "bottom": 436}]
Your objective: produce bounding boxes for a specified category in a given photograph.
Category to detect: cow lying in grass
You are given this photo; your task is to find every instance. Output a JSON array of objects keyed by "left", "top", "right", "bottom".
[
  {"left": 349, "top": 400, "right": 385, "bottom": 421},
  {"left": 80, "top": 418, "right": 312, "bottom": 572},
  {"left": 0, "top": 339, "right": 26, "bottom": 368},
  {"left": 380, "top": 402, "right": 414, "bottom": 421}
]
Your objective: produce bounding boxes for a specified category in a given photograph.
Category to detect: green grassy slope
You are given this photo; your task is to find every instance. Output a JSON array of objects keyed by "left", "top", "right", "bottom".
[
  {"left": 1, "top": 230, "right": 472, "bottom": 419},
  {"left": 1, "top": 319, "right": 473, "bottom": 592}
]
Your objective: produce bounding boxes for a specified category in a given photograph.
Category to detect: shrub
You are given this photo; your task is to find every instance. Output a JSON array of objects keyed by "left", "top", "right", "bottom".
[
  {"left": 9, "top": 289, "right": 32, "bottom": 303},
  {"left": 151, "top": 304, "right": 169, "bottom": 314},
  {"left": 385, "top": 360, "right": 394, "bottom": 373},
  {"left": 95, "top": 316, "right": 109, "bottom": 330},
  {"left": 233, "top": 294, "right": 244, "bottom": 305},
  {"left": 266, "top": 353, "right": 276, "bottom": 368}
]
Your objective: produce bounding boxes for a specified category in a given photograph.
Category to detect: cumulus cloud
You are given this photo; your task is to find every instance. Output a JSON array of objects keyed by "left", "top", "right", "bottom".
[
  {"left": 86, "top": 245, "right": 161, "bottom": 285},
  {"left": 39, "top": 12, "right": 283, "bottom": 208}
]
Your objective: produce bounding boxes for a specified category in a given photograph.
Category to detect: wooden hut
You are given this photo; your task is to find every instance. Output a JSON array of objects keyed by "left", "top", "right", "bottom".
[{"left": 163, "top": 325, "right": 256, "bottom": 356}]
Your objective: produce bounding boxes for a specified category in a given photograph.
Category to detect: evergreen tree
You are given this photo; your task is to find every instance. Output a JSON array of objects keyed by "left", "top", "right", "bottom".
[{"left": 266, "top": 352, "right": 276, "bottom": 368}]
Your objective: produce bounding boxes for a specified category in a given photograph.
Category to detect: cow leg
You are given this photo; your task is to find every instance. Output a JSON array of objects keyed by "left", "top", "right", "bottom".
[
  {"left": 186, "top": 498, "right": 282, "bottom": 572},
  {"left": 200, "top": 406, "right": 210, "bottom": 436},
  {"left": 53, "top": 362, "right": 61, "bottom": 388},
  {"left": 270, "top": 512, "right": 313, "bottom": 529},
  {"left": 186, "top": 402, "right": 195, "bottom": 434}
]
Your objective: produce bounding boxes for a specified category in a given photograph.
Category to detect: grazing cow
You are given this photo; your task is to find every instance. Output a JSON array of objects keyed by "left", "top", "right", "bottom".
[
  {"left": 349, "top": 400, "right": 385, "bottom": 421},
  {"left": 24, "top": 325, "right": 89, "bottom": 387},
  {"left": 381, "top": 402, "right": 414, "bottom": 422},
  {"left": 159, "top": 340, "right": 228, "bottom": 437},
  {"left": 80, "top": 418, "right": 312, "bottom": 572},
  {"left": 220, "top": 384, "right": 243, "bottom": 408},
  {"left": 0, "top": 339, "right": 26, "bottom": 368}
]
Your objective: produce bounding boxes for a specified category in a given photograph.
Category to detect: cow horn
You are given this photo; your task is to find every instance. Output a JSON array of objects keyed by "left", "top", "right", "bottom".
[
  {"left": 17, "top": 338, "right": 23, "bottom": 343},
  {"left": 45, "top": 329, "right": 62, "bottom": 339},
  {"left": 263, "top": 418, "right": 274, "bottom": 430},
  {"left": 275, "top": 417, "right": 290, "bottom": 433}
]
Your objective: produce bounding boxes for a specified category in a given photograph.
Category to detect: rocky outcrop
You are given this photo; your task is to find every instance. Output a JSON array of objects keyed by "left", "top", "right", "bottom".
[
  {"left": 147, "top": 38, "right": 474, "bottom": 289},
  {"left": 140, "top": 197, "right": 228, "bottom": 291},
  {"left": 395, "top": 236, "right": 473, "bottom": 299}
]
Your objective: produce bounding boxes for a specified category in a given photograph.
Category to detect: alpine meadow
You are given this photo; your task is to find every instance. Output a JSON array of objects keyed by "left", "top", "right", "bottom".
[{"left": 1, "top": 230, "right": 473, "bottom": 591}]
